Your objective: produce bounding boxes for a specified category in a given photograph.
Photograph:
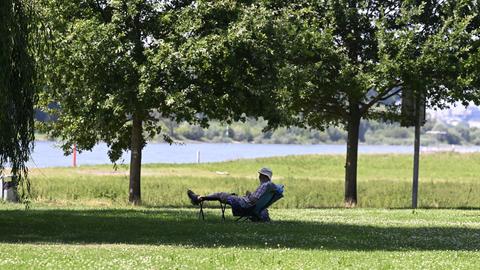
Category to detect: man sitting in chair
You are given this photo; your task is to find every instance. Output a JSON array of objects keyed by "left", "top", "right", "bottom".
[{"left": 187, "top": 167, "right": 275, "bottom": 221}]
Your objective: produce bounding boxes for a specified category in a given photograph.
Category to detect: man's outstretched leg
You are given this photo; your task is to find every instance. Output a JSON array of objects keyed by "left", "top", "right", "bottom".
[{"left": 187, "top": 190, "right": 231, "bottom": 205}]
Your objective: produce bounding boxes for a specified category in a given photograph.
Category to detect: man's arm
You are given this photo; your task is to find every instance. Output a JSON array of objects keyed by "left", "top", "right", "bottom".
[{"left": 246, "top": 182, "right": 269, "bottom": 204}]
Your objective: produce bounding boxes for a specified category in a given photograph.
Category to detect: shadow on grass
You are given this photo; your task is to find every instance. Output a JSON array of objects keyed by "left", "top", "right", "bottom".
[
  {"left": 141, "top": 204, "right": 480, "bottom": 210},
  {"left": 0, "top": 208, "right": 479, "bottom": 251}
]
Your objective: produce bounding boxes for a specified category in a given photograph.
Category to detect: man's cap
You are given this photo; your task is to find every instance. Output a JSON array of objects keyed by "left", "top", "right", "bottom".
[{"left": 258, "top": 167, "right": 273, "bottom": 180}]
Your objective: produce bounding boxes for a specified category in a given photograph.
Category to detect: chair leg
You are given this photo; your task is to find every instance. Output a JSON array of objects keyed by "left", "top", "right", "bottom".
[
  {"left": 199, "top": 201, "right": 205, "bottom": 220},
  {"left": 236, "top": 216, "right": 247, "bottom": 222},
  {"left": 220, "top": 202, "right": 226, "bottom": 221}
]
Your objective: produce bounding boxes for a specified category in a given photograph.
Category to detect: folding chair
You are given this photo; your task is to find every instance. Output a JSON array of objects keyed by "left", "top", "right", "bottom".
[
  {"left": 196, "top": 184, "right": 284, "bottom": 221},
  {"left": 231, "top": 183, "right": 284, "bottom": 222}
]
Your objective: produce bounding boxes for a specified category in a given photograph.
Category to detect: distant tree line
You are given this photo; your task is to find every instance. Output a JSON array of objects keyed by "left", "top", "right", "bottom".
[
  {"left": 36, "top": 114, "right": 480, "bottom": 146},
  {"left": 152, "top": 117, "right": 480, "bottom": 146}
]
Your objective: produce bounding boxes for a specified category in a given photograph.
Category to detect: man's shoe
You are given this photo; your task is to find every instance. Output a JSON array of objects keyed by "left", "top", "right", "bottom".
[{"left": 187, "top": 190, "right": 202, "bottom": 205}]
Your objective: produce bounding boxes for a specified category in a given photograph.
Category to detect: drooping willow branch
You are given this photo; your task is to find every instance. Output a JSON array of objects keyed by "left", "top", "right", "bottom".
[{"left": 0, "top": 0, "right": 38, "bottom": 204}]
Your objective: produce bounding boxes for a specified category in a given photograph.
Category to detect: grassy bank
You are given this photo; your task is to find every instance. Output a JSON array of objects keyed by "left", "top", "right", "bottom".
[
  {"left": 26, "top": 152, "right": 480, "bottom": 208},
  {"left": 0, "top": 205, "right": 479, "bottom": 269}
]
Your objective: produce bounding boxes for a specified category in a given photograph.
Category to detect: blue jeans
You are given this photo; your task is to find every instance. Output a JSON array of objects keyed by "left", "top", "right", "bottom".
[{"left": 205, "top": 192, "right": 246, "bottom": 207}]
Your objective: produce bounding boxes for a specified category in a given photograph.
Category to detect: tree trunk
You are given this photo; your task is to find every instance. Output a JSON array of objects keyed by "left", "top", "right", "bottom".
[
  {"left": 129, "top": 114, "right": 143, "bottom": 205},
  {"left": 345, "top": 112, "right": 361, "bottom": 207},
  {"left": 412, "top": 101, "right": 421, "bottom": 209}
]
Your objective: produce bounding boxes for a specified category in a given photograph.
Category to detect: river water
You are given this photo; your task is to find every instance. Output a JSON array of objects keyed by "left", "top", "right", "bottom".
[{"left": 26, "top": 141, "right": 480, "bottom": 168}]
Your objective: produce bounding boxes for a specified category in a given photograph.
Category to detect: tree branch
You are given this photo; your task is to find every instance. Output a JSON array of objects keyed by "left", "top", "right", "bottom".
[
  {"left": 360, "top": 82, "right": 403, "bottom": 114},
  {"left": 379, "top": 87, "right": 402, "bottom": 102}
]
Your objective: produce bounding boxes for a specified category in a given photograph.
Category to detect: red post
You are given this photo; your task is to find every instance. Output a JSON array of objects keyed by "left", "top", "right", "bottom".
[{"left": 73, "top": 144, "right": 77, "bottom": 167}]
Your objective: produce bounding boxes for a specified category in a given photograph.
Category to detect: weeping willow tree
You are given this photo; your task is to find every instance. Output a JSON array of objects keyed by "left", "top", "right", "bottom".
[{"left": 0, "top": 0, "right": 37, "bottom": 201}]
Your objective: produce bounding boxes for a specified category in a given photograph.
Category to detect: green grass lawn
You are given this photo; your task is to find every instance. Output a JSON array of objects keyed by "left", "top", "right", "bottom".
[
  {"left": 0, "top": 205, "right": 479, "bottom": 269},
  {"left": 3, "top": 153, "right": 480, "bottom": 269},
  {"left": 26, "top": 152, "right": 480, "bottom": 208}
]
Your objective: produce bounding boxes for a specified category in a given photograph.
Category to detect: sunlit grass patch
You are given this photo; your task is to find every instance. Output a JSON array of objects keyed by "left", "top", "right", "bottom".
[{"left": 26, "top": 152, "right": 480, "bottom": 208}]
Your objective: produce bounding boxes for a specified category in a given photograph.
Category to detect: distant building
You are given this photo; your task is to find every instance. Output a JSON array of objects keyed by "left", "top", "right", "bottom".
[{"left": 428, "top": 103, "right": 480, "bottom": 128}]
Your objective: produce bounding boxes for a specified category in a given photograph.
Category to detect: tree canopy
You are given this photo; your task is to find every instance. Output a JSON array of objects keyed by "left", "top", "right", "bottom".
[
  {"left": 38, "top": 0, "right": 480, "bottom": 207},
  {"left": 257, "top": 0, "right": 480, "bottom": 206},
  {"left": 39, "top": 0, "right": 281, "bottom": 204}
]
